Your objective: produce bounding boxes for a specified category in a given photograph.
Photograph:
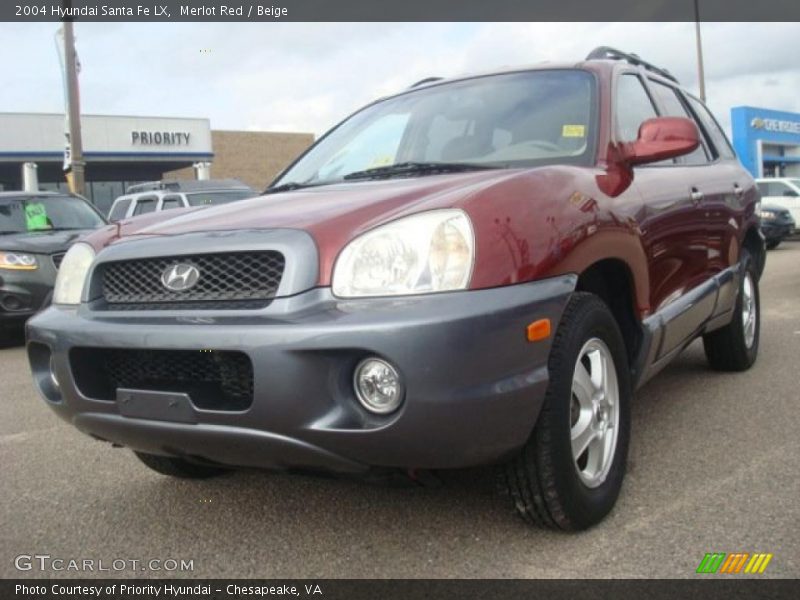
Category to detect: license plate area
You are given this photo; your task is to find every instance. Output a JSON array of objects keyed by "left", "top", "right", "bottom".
[{"left": 116, "top": 388, "right": 198, "bottom": 424}]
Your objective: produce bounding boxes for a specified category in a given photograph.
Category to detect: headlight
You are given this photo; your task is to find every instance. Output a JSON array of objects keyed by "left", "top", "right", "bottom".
[
  {"left": 758, "top": 210, "right": 776, "bottom": 221},
  {"left": 0, "top": 251, "right": 38, "bottom": 270},
  {"left": 53, "top": 243, "right": 95, "bottom": 305},
  {"left": 332, "top": 209, "right": 474, "bottom": 298}
]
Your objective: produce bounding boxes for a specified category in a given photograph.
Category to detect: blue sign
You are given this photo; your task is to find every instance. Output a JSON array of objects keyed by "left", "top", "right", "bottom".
[{"left": 731, "top": 106, "right": 800, "bottom": 177}]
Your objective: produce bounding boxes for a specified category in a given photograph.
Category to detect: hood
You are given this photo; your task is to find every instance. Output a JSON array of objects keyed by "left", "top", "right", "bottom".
[
  {"left": 80, "top": 165, "right": 588, "bottom": 289},
  {"left": 0, "top": 229, "right": 96, "bottom": 254},
  {"left": 122, "top": 169, "right": 525, "bottom": 240}
]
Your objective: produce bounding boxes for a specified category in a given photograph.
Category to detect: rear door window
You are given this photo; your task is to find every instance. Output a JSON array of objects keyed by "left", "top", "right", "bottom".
[
  {"left": 160, "top": 195, "right": 184, "bottom": 210},
  {"left": 132, "top": 196, "right": 157, "bottom": 215},
  {"left": 685, "top": 95, "right": 736, "bottom": 160}
]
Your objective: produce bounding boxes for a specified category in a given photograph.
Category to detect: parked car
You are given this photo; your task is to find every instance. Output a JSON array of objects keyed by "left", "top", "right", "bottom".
[
  {"left": 107, "top": 179, "right": 255, "bottom": 221},
  {"left": 0, "top": 191, "right": 106, "bottom": 338},
  {"left": 759, "top": 204, "right": 795, "bottom": 249},
  {"left": 755, "top": 177, "right": 800, "bottom": 232},
  {"left": 26, "top": 47, "right": 763, "bottom": 530}
]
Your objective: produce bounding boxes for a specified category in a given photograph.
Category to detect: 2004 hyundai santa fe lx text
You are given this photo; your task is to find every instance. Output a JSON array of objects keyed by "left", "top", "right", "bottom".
[{"left": 26, "top": 47, "right": 764, "bottom": 530}]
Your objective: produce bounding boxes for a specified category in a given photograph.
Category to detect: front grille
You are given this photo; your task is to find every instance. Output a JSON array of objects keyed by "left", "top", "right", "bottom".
[
  {"left": 101, "top": 251, "right": 285, "bottom": 309},
  {"left": 51, "top": 252, "right": 65, "bottom": 270},
  {"left": 70, "top": 347, "right": 254, "bottom": 411}
]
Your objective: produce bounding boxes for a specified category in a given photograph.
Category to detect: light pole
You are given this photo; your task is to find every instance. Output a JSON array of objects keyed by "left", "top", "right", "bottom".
[
  {"left": 694, "top": 0, "right": 707, "bottom": 102},
  {"left": 62, "top": 0, "right": 86, "bottom": 196}
]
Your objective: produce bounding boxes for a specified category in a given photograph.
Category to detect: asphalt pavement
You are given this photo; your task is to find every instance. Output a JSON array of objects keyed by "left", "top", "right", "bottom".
[{"left": 2, "top": 241, "right": 799, "bottom": 579}]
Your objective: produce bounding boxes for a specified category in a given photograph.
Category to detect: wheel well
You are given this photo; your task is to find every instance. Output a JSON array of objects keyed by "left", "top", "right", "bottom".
[
  {"left": 742, "top": 226, "right": 766, "bottom": 279},
  {"left": 576, "top": 259, "right": 642, "bottom": 367}
]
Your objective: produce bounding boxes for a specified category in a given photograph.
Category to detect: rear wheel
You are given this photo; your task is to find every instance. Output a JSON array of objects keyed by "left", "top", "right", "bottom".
[
  {"left": 134, "top": 451, "right": 230, "bottom": 479},
  {"left": 703, "top": 249, "right": 760, "bottom": 371},
  {"left": 500, "top": 293, "right": 631, "bottom": 530}
]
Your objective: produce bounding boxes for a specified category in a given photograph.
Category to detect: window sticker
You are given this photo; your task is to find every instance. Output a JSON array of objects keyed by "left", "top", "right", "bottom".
[
  {"left": 25, "top": 202, "right": 50, "bottom": 231},
  {"left": 369, "top": 155, "right": 394, "bottom": 168},
  {"left": 562, "top": 124, "right": 586, "bottom": 138}
]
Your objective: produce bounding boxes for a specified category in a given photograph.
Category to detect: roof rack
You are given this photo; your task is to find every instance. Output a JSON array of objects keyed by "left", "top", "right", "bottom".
[
  {"left": 585, "top": 46, "right": 678, "bottom": 84},
  {"left": 125, "top": 179, "right": 253, "bottom": 194},
  {"left": 409, "top": 77, "right": 443, "bottom": 88}
]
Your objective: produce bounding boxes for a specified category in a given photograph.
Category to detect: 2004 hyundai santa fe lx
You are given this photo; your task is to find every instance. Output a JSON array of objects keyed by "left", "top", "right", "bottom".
[{"left": 27, "top": 48, "right": 764, "bottom": 530}]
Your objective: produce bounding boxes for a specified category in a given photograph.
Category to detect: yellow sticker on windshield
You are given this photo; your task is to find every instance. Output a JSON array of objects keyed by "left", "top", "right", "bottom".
[
  {"left": 369, "top": 155, "right": 394, "bottom": 167},
  {"left": 562, "top": 125, "right": 586, "bottom": 138}
]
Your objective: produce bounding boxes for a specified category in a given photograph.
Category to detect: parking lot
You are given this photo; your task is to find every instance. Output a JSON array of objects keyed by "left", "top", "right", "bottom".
[{"left": 2, "top": 240, "right": 798, "bottom": 579}]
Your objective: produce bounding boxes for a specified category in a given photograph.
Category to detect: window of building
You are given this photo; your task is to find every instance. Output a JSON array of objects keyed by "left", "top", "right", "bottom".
[{"left": 89, "top": 181, "right": 124, "bottom": 216}]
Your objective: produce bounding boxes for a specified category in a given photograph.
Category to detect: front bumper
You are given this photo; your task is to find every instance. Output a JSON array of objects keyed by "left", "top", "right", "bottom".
[
  {"left": 761, "top": 220, "right": 795, "bottom": 242},
  {"left": 26, "top": 277, "right": 574, "bottom": 472},
  {"left": 0, "top": 260, "right": 57, "bottom": 325}
]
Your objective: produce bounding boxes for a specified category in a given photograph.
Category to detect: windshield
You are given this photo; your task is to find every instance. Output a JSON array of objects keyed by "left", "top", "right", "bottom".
[
  {"left": 275, "top": 70, "right": 596, "bottom": 188},
  {"left": 185, "top": 190, "right": 255, "bottom": 206},
  {"left": 0, "top": 195, "right": 105, "bottom": 234}
]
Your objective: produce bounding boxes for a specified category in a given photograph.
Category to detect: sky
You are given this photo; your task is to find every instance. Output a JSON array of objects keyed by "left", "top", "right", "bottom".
[{"left": 0, "top": 22, "right": 798, "bottom": 138}]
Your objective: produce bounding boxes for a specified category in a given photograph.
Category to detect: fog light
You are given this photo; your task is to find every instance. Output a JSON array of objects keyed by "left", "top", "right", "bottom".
[
  {"left": 353, "top": 358, "right": 404, "bottom": 414},
  {"left": 2, "top": 294, "right": 22, "bottom": 311}
]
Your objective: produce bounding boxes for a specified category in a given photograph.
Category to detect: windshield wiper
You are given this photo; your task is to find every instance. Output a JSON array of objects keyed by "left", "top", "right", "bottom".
[
  {"left": 264, "top": 181, "right": 332, "bottom": 194},
  {"left": 343, "top": 161, "right": 495, "bottom": 181}
]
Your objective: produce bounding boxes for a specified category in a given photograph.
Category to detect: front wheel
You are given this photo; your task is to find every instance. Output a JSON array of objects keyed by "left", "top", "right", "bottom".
[
  {"left": 703, "top": 249, "right": 760, "bottom": 371},
  {"left": 500, "top": 293, "right": 631, "bottom": 530},
  {"left": 765, "top": 240, "right": 780, "bottom": 250}
]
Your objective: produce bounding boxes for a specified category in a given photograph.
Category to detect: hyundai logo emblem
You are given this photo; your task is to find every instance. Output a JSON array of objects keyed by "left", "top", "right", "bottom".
[{"left": 161, "top": 263, "right": 200, "bottom": 292}]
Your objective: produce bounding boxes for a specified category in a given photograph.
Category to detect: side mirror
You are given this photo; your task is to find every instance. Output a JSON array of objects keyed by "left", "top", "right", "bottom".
[{"left": 623, "top": 117, "right": 700, "bottom": 166}]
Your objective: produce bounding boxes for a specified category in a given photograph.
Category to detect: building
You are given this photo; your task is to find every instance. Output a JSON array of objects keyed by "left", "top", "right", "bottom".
[
  {"left": 0, "top": 112, "right": 313, "bottom": 215},
  {"left": 731, "top": 106, "right": 800, "bottom": 178}
]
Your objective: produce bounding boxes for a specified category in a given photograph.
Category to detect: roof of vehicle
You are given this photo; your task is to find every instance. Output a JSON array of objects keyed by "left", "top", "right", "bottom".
[
  {"left": 392, "top": 47, "right": 682, "bottom": 99},
  {"left": 125, "top": 179, "right": 254, "bottom": 194},
  {"left": 0, "top": 191, "right": 80, "bottom": 199}
]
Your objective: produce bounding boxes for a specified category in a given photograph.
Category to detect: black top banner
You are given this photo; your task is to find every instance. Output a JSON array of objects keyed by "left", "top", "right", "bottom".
[{"left": 4, "top": 0, "right": 800, "bottom": 22}]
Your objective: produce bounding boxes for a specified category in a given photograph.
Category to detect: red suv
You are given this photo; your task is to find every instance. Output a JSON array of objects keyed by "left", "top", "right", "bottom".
[{"left": 26, "top": 47, "right": 763, "bottom": 530}]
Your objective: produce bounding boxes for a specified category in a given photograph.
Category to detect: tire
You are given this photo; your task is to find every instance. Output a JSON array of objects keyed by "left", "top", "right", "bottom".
[
  {"left": 765, "top": 240, "right": 780, "bottom": 250},
  {"left": 500, "top": 293, "right": 631, "bottom": 530},
  {"left": 134, "top": 451, "right": 230, "bottom": 479},
  {"left": 702, "top": 249, "right": 760, "bottom": 371}
]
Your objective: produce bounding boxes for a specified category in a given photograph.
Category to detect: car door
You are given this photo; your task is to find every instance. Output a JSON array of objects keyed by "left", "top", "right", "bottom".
[
  {"left": 682, "top": 93, "right": 758, "bottom": 273},
  {"left": 614, "top": 73, "right": 714, "bottom": 357},
  {"left": 616, "top": 74, "right": 708, "bottom": 304}
]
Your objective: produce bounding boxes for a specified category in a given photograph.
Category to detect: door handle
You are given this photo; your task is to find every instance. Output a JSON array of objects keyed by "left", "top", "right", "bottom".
[{"left": 690, "top": 188, "right": 704, "bottom": 204}]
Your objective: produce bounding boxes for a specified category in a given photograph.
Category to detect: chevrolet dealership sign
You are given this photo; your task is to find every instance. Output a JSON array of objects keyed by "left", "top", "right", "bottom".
[{"left": 750, "top": 117, "right": 800, "bottom": 135}]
